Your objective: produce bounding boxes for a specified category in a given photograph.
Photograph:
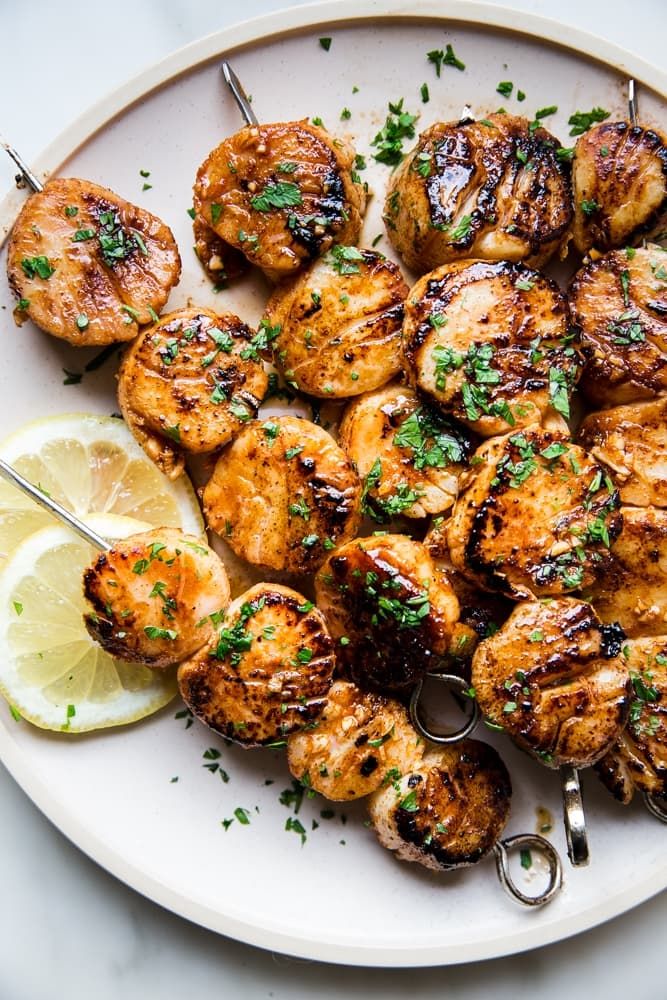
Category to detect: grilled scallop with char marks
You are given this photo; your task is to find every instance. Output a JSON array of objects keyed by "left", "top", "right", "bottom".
[
  {"left": 339, "top": 383, "right": 474, "bottom": 521},
  {"left": 446, "top": 426, "right": 621, "bottom": 600},
  {"left": 595, "top": 636, "right": 667, "bottom": 804},
  {"left": 7, "top": 177, "right": 180, "bottom": 345},
  {"left": 384, "top": 114, "right": 572, "bottom": 273},
  {"left": 83, "top": 528, "right": 230, "bottom": 669},
  {"left": 571, "top": 121, "right": 667, "bottom": 255},
  {"left": 578, "top": 397, "right": 667, "bottom": 508},
  {"left": 177, "top": 583, "right": 334, "bottom": 747},
  {"left": 314, "top": 533, "right": 460, "bottom": 693},
  {"left": 203, "top": 415, "right": 361, "bottom": 574},
  {"left": 369, "top": 739, "right": 511, "bottom": 871},
  {"left": 588, "top": 505, "right": 667, "bottom": 637},
  {"left": 262, "top": 248, "right": 407, "bottom": 398},
  {"left": 118, "top": 308, "right": 268, "bottom": 480},
  {"left": 401, "top": 260, "right": 580, "bottom": 437},
  {"left": 471, "top": 598, "right": 631, "bottom": 769},
  {"left": 193, "top": 121, "right": 366, "bottom": 281},
  {"left": 287, "top": 679, "right": 424, "bottom": 800},
  {"left": 570, "top": 245, "right": 667, "bottom": 406}
]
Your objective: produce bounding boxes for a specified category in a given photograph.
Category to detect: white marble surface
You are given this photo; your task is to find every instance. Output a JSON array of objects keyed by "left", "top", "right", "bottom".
[{"left": 0, "top": 0, "right": 665, "bottom": 996}]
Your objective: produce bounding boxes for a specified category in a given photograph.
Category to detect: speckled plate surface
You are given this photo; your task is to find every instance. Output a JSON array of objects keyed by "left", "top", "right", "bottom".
[{"left": 0, "top": 0, "right": 665, "bottom": 968}]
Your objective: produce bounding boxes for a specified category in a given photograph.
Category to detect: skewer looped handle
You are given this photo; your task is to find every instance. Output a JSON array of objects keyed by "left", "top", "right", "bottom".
[
  {"left": 0, "top": 138, "right": 44, "bottom": 193},
  {"left": 409, "top": 672, "right": 480, "bottom": 745},
  {"left": 0, "top": 458, "right": 110, "bottom": 552},
  {"left": 644, "top": 791, "right": 667, "bottom": 823},
  {"left": 560, "top": 765, "right": 589, "bottom": 867},
  {"left": 493, "top": 833, "right": 563, "bottom": 907},
  {"left": 221, "top": 61, "right": 259, "bottom": 127}
]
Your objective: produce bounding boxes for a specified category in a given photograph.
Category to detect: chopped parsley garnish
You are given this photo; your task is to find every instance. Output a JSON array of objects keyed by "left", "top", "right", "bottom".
[
  {"left": 620, "top": 269, "right": 631, "bottom": 307},
  {"left": 239, "top": 319, "right": 281, "bottom": 359},
  {"left": 64, "top": 205, "right": 78, "bottom": 217},
  {"left": 581, "top": 199, "right": 600, "bottom": 216},
  {"left": 449, "top": 214, "right": 473, "bottom": 241},
  {"left": 568, "top": 106, "right": 610, "bottom": 136},
  {"left": 250, "top": 181, "right": 302, "bottom": 212},
  {"left": 427, "top": 43, "right": 465, "bottom": 75},
  {"left": 608, "top": 310, "right": 644, "bottom": 345},
  {"left": 319, "top": 37, "right": 332, "bottom": 51},
  {"left": 330, "top": 244, "right": 364, "bottom": 275},
  {"left": 210, "top": 203, "right": 223, "bottom": 225},
  {"left": 496, "top": 81, "right": 513, "bottom": 97},
  {"left": 548, "top": 367, "right": 571, "bottom": 419},
  {"left": 393, "top": 407, "right": 465, "bottom": 469},
  {"left": 214, "top": 619, "right": 253, "bottom": 665},
  {"left": 21, "top": 256, "right": 54, "bottom": 280},
  {"left": 143, "top": 626, "right": 178, "bottom": 640},
  {"left": 420, "top": 83, "right": 430, "bottom": 103},
  {"left": 97, "top": 209, "right": 142, "bottom": 267},
  {"left": 398, "top": 790, "right": 419, "bottom": 811},
  {"left": 376, "top": 591, "right": 430, "bottom": 629},
  {"left": 72, "top": 228, "right": 96, "bottom": 242},
  {"left": 556, "top": 146, "right": 575, "bottom": 162},
  {"left": 371, "top": 99, "right": 418, "bottom": 166},
  {"left": 288, "top": 499, "right": 310, "bottom": 520},
  {"left": 340, "top": 107, "right": 351, "bottom": 120}
]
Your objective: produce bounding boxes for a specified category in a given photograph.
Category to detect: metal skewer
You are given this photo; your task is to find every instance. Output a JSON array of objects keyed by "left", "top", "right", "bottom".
[
  {"left": 221, "top": 62, "right": 259, "bottom": 127},
  {"left": 628, "top": 78, "right": 638, "bottom": 126},
  {"left": 409, "top": 671, "right": 480, "bottom": 744},
  {"left": 560, "top": 765, "right": 589, "bottom": 867},
  {"left": 0, "top": 458, "right": 110, "bottom": 552},
  {"left": 0, "top": 136, "right": 44, "bottom": 193}
]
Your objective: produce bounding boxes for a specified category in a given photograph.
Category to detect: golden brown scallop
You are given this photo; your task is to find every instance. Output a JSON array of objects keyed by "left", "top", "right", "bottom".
[
  {"left": 384, "top": 114, "right": 572, "bottom": 273},
  {"left": 202, "top": 415, "right": 361, "bottom": 574},
  {"left": 339, "top": 382, "right": 474, "bottom": 520},
  {"left": 83, "top": 528, "right": 230, "bottom": 669},
  {"left": 401, "top": 259, "right": 580, "bottom": 437},
  {"left": 193, "top": 121, "right": 366, "bottom": 281},
  {"left": 570, "top": 245, "right": 667, "bottom": 406},
  {"left": 577, "top": 397, "right": 667, "bottom": 508},
  {"left": 446, "top": 426, "right": 622, "bottom": 600},
  {"left": 368, "top": 739, "right": 512, "bottom": 871},
  {"left": 7, "top": 177, "right": 181, "bottom": 345},
  {"left": 314, "top": 533, "right": 460, "bottom": 693},
  {"left": 117, "top": 307, "right": 268, "bottom": 479},
  {"left": 595, "top": 635, "right": 667, "bottom": 804},
  {"left": 471, "top": 598, "right": 631, "bottom": 769},
  {"left": 286, "top": 679, "right": 424, "bottom": 801},
  {"left": 588, "top": 505, "right": 667, "bottom": 637},
  {"left": 177, "top": 583, "right": 334, "bottom": 747},
  {"left": 571, "top": 121, "right": 667, "bottom": 255},
  {"left": 262, "top": 248, "right": 407, "bottom": 397}
]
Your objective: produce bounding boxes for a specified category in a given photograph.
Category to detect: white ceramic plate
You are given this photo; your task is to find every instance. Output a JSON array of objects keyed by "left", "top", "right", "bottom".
[{"left": 0, "top": 0, "right": 665, "bottom": 968}]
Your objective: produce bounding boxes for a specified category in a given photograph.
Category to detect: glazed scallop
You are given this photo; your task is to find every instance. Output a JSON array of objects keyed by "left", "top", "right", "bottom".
[
  {"left": 471, "top": 599, "right": 631, "bottom": 769},
  {"left": 202, "top": 415, "right": 361, "bottom": 574},
  {"left": 7, "top": 177, "right": 181, "bottom": 345},
  {"left": 177, "top": 583, "right": 334, "bottom": 747},
  {"left": 588, "top": 506, "right": 667, "bottom": 637},
  {"left": 339, "top": 383, "right": 474, "bottom": 520},
  {"left": 570, "top": 245, "right": 667, "bottom": 406},
  {"left": 117, "top": 308, "right": 268, "bottom": 480},
  {"left": 446, "top": 426, "right": 622, "bottom": 600},
  {"left": 595, "top": 636, "right": 667, "bottom": 804},
  {"left": 578, "top": 397, "right": 667, "bottom": 507},
  {"left": 369, "top": 739, "right": 511, "bottom": 871},
  {"left": 314, "top": 533, "right": 460, "bottom": 693},
  {"left": 287, "top": 679, "right": 424, "bottom": 800},
  {"left": 262, "top": 248, "right": 407, "bottom": 397},
  {"left": 83, "top": 528, "right": 230, "bottom": 669},
  {"left": 192, "top": 212, "right": 248, "bottom": 285},
  {"left": 571, "top": 121, "right": 667, "bottom": 255},
  {"left": 193, "top": 121, "right": 366, "bottom": 281},
  {"left": 401, "top": 260, "right": 581, "bottom": 437},
  {"left": 384, "top": 114, "right": 572, "bottom": 273}
]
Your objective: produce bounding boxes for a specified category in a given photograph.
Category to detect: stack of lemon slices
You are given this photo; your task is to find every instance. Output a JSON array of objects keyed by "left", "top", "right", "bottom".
[{"left": 0, "top": 414, "right": 205, "bottom": 733}]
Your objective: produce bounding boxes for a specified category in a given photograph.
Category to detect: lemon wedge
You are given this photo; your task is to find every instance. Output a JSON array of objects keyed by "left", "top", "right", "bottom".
[
  {"left": 0, "top": 413, "right": 204, "bottom": 566},
  {"left": 0, "top": 513, "right": 179, "bottom": 732}
]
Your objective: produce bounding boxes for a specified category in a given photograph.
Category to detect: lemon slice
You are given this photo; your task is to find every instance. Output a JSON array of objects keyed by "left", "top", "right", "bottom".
[
  {"left": 0, "top": 513, "right": 178, "bottom": 732},
  {"left": 0, "top": 413, "right": 204, "bottom": 566}
]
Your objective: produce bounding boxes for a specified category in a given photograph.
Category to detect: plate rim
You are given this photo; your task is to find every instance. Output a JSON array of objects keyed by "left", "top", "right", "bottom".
[{"left": 0, "top": 0, "right": 666, "bottom": 967}]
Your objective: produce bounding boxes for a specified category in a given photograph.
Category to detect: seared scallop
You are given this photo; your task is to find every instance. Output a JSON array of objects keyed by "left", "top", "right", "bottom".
[
  {"left": 177, "top": 583, "right": 334, "bottom": 746},
  {"left": 446, "top": 426, "right": 622, "bottom": 599},
  {"left": 203, "top": 415, "right": 361, "bottom": 574},
  {"left": 192, "top": 213, "right": 248, "bottom": 285},
  {"left": 83, "top": 528, "right": 230, "bottom": 669},
  {"left": 471, "top": 598, "right": 631, "bottom": 769},
  {"left": 588, "top": 505, "right": 667, "bottom": 637},
  {"left": 117, "top": 307, "right": 268, "bottom": 479},
  {"left": 401, "top": 260, "right": 580, "bottom": 437},
  {"left": 314, "top": 533, "right": 460, "bottom": 693},
  {"left": 570, "top": 245, "right": 667, "bottom": 406},
  {"left": 571, "top": 121, "right": 667, "bottom": 255},
  {"left": 595, "top": 635, "right": 667, "bottom": 804},
  {"left": 384, "top": 114, "right": 572, "bottom": 273},
  {"left": 578, "top": 397, "right": 667, "bottom": 507},
  {"left": 193, "top": 121, "right": 366, "bottom": 281},
  {"left": 262, "top": 249, "right": 407, "bottom": 398},
  {"left": 7, "top": 177, "right": 181, "bottom": 345},
  {"left": 287, "top": 679, "right": 424, "bottom": 800},
  {"left": 339, "top": 383, "right": 474, "bottom": 520},
  {"left": 369, "top": 739, "right": 511, "bottom": 871}
]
